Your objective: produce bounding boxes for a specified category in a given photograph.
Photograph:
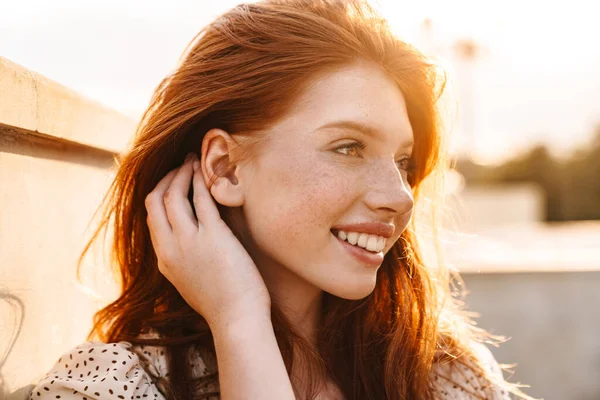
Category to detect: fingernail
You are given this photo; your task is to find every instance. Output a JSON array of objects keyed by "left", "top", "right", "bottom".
[
  {"left": 193, "top": 160, "right": 200, "bottom": 171},
  {"left": 185, "top": 153, "right": 194, "bottom": 163}
]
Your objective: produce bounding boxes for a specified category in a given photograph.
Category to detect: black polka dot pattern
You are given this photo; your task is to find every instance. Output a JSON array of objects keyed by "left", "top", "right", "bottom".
[{"left": 28, "top": 341, "right": 166, "bottom": 399}]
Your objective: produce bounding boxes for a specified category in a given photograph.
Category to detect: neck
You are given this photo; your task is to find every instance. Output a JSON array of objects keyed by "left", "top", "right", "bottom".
[
  {"left": 257, "top": 259, "right": 343, "bottom": 399},
  {"left": 264, "top": 267, "right": 324, "bottom": 345}
]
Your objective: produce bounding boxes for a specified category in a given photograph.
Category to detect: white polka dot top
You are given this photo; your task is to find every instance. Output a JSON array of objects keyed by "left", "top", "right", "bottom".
[{"left": 29, "top": 333, "right": 512, "bottom": 399}]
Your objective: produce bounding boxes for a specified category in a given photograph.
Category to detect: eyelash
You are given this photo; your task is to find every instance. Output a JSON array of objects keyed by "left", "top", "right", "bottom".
[{"left": 333, "top": 140, "right": 416, "bottom": 173}]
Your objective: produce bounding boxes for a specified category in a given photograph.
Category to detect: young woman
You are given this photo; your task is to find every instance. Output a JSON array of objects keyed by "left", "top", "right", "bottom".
[{"left": 30, "top": 0, "right": 532, "bottom": 399}]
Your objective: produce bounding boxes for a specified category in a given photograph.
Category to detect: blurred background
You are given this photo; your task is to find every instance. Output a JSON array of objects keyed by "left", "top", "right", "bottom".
[{"left": 0, "top": 0, "right": 598, "bottom": 399}]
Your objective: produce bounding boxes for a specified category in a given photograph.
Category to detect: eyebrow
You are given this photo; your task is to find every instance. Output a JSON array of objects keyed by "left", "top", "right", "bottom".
[{"left": 317, "top": 120, "right": 414, "bottom": 149}]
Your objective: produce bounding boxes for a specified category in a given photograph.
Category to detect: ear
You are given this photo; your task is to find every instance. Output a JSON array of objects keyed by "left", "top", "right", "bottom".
[{"left": 200, "top": 128, "right": 245, "bottom": 207}]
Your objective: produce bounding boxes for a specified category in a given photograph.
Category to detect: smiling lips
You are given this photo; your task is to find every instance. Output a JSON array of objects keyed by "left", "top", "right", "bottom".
[
  {"left": 334, "top": 229, "right": 386, "bottom": 253},
  {"left": 330, "top": 221, "right": 394, "bottom": 266},
  {"left": 333, "top": 233, "right": 385, "bottom": 267},
  {"left": 331, "top": 221, "right": 393, "bottom": 252},
  {"left": 331, "top": 221, "right": 394, "bottom": 239}
]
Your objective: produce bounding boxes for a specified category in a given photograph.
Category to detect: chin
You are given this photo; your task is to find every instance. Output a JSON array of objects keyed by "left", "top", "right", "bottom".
[{"left": 323, "top": 276, "right": 378, "bottom": 300}]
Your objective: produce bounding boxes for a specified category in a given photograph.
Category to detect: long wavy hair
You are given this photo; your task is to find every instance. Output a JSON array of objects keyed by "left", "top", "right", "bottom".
[{"left": 78, "top": 0, "right": 531, "bottom": 399}]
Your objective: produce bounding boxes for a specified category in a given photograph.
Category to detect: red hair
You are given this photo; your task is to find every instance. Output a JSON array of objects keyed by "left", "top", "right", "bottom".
[{"left": 78, "top": 1, "right": 531, "bottom": 398}]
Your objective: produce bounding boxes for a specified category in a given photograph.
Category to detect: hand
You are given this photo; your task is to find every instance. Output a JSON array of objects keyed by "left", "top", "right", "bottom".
[{"left": 145, "top": 153, "right": 271, "bottom": 329}]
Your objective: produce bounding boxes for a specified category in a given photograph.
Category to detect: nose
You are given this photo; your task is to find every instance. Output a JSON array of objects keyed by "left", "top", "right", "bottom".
[{"left": 363, "top": 158, "right": 414, "bottom": 216}]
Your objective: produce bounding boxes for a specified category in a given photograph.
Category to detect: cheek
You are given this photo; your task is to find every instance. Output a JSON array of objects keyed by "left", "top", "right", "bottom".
[{"left": 245, "top": 154, "right": 350, "bottom": 250}]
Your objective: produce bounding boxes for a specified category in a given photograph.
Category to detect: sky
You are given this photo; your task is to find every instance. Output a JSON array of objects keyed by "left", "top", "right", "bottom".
[{"left": 1, "top": 0, "right": 599, "bottom": 163}]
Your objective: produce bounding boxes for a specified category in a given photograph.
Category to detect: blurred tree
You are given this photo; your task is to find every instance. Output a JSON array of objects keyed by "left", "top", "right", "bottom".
[
  {"left": 494, "top": 145, "right": 564, "bottom": 221},
  {"left": 456, "top": 124, "right": 600, "bottom": 222},
  {"left": 561, "top": 124, "right": 600, "bottom": 220}
]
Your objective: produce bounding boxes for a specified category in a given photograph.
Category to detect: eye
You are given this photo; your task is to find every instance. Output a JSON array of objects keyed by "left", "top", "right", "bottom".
[
  {"left": 333, "top": 141, "right": 367, "bottom": 158},
  {"left": 395, "top": 156, "right": 412, "bottom": 171},
  {"left": 334, "top": 141, "right": 414, "bottom": 172},
  {"left": 397, "top": 156, "right": 417, "bottom": 185}
]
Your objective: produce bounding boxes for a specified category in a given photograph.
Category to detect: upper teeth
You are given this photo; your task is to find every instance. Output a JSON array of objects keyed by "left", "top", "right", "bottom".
[{"left": 335, "top": 230, "right": 386, "bottom": 253}]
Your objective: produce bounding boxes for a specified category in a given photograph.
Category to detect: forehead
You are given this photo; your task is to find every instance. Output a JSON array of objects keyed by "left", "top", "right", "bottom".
[{"left": 276, "top": 61, "right": 414, "bottom": 144}]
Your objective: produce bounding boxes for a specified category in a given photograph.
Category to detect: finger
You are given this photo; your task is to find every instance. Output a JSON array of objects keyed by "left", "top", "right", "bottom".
[
  {"left": 146, "top": 168, "right": 179, "bottom": 230},
  {"left": 191, "top": 158, "right": 221, "bottom": 225},
  {"left": 164, "top": 154, "right": 198, "bottom": 233},
  {"left": 145, "top": 168, "right": 179, "bottom": 254}
]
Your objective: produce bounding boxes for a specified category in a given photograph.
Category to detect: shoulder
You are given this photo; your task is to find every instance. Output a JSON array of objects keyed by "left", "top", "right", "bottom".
[
  {"left": 429, "top": 341, "right": 512, "bottom": 399},
  {"left": 28, "top": 340, "right": 166, "bottom": 399}
]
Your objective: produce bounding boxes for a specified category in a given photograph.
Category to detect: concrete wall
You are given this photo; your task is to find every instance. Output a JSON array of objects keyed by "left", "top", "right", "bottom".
[
  {"left": 448, "top": 181, "right": 546, "bottom": 232},
  {"left": 0, "top": 57, "right": 132, "bottom": 397},
  {"left": 463, "top": 271, "right": 600, "bottom": 400}
]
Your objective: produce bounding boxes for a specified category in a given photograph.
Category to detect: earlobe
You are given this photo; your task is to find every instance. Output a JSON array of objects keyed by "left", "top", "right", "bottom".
[
  {"left": 208, "top": 173, "right": 244, "bottom": 207},
  {"left": 200, "top": 129, "right": 245, "bottom": 208}
]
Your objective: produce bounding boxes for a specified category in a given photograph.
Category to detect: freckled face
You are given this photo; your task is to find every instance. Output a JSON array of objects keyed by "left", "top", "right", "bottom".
[{"left": 238, "top": 61, "right": 415, "bottom": 300}]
